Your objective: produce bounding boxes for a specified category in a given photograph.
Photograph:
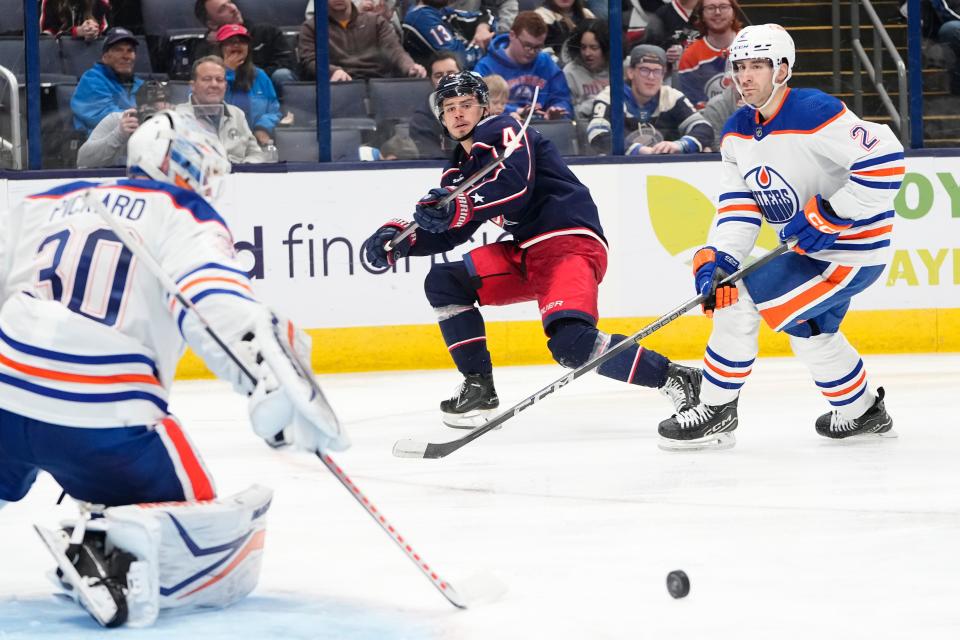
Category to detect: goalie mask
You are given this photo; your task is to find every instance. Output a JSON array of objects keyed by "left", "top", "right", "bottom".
[
  {"left": 727, "top": 23, "right": 795, "bottom": 112},
  {"left": 126, "top": 110, "right": 231, "bottom": 202},
  {"left": 430, "top": 71, "right": 490, "bottom": 140}
]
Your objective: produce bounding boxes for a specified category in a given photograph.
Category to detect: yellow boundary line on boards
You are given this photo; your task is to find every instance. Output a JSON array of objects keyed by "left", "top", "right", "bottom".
[{"left": 174, "top": 308, "right": 960, "bottom": 379}]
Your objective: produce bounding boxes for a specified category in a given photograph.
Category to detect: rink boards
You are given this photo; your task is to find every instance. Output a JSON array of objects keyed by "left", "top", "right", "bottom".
[{"left": 2, "top": 154, "right": 958, "bottom": 376}]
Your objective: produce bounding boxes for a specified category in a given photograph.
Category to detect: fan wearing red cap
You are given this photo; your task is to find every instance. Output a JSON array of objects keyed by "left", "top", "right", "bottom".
[{"left": 214, "top": 23, "right": 281, "bottom": 146}]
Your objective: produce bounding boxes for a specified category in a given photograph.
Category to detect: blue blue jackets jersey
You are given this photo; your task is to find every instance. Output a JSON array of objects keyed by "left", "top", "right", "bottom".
[
  {"left": 473, "top": 34, "right": 574, "bottom": 116},
  {"left": 402, "top": 4, "right": 489, "bottom": 70},
  {"left": 71, "top": 63, "right": 145, "bottom": 134},
  {"left": 713, "top": 88, "right": 904, "bottom": 266},
  {"left": 411, "top": 114, "right": 605, "bottom": 255}
]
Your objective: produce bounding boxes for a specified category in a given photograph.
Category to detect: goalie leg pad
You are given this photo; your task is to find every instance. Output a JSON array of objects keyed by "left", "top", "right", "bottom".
[{"left": 37, "top": 485, "right": 273, "bottom": 628}]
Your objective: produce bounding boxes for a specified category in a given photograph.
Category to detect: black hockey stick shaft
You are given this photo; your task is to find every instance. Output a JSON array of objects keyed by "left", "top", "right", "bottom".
[
  {"left": 385, "top": 87, "right": 539, "bottom": 251},
  {"left": 82, "top": 189, "right": 467, "bottom": 609},
  {"left": 393, "top": 243, "right": 791, "bottom": 459}
]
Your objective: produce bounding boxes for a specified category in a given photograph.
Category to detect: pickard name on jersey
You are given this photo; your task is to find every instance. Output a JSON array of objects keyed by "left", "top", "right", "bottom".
[
  {"left": 712, "top": 88, "right": 905, "bottom": 266},
  {"left": 0, "top": 179, "right": 258, "bottom": 428}
]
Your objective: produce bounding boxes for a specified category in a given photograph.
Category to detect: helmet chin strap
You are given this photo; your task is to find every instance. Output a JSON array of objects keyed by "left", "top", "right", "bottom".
[{"left": 735, "top": 63, "right": 791, "bottom": 114}]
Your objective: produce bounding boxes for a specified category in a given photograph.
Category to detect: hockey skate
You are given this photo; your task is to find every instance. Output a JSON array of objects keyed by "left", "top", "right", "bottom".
[
  {"left": 815, "top": 387, "right": 896, "bottom": 440},
  {"left": 659, "top": 363, "right": 702, "bottom": 414},
  {"left": 441, "top": 373, "right": 499, "bottom": 429},
  {"left": 657, "top": 398, "right": 738, "bottom": 451},
  {"left": 35, "top": 524, "right": 137, "bottom": 627}
]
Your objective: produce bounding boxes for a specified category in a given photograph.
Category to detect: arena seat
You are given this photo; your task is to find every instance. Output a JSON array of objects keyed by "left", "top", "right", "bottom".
[
  {"left": 367, "top": 77, "right": 432, "bottom": 125},
  {"left": 275, "top": 127, "right": 363, "bottom": 162},
  {"left": 533, "top": 119, "right": 580, "bottom": 156},
  {"left": 237, "top": 0, "right": 307, "bottom": 29}
]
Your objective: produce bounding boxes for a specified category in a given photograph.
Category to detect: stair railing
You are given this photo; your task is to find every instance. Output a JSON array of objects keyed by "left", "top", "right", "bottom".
[
  {"left": 850, "top": 0, "right": 910, "bottom": 145},
  {"left": 0, "top": 64, "right": 23, "bottom": 169}
]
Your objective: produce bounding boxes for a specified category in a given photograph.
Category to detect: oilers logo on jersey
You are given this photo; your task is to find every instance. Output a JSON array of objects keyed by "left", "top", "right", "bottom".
[{"left": 743, "top": 165, "right": 799, "bottom": 223}]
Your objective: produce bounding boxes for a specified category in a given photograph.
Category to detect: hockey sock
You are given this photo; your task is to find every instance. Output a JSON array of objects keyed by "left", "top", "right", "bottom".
[
  {"left": 547, "top": 320, "right": 669, "bottom": 388},
  {"left": 596, "top": 335, "right": 669, "bottom": 388},
  {"left": 438, "top": 308, "right": 492, "bottom": 377}
]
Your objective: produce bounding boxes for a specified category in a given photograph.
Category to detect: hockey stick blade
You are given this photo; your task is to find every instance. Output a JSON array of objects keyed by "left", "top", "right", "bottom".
[{"left": 392, "top": 243, "right": 792, "bottom": 459}]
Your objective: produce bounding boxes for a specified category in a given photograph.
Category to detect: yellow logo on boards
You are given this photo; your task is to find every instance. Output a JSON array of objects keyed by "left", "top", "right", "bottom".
[{"left": 645, "top": 176, "right": 779, "bottom": 264}]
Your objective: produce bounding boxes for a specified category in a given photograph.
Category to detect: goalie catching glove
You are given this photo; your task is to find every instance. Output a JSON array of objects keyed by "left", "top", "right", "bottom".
[{"left": 182, "top": 307, "right": 350, "bottom": 453}]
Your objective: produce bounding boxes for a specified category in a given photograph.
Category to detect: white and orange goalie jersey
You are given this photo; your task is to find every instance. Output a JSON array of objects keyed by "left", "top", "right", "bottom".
[
  {"left": 712, "top": 87, "right": 905, "bottom": 266},
  {"left": 0, "top": 178, "right": 257, "bottom": 428}
]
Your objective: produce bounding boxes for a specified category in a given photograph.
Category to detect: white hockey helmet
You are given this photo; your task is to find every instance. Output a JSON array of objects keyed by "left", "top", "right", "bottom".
[
  {"left": 126, "top": 110, "right": 231, "bottom": 201},
  {"left": 727, "top": 24, "right": 796, "bottom": 109}
]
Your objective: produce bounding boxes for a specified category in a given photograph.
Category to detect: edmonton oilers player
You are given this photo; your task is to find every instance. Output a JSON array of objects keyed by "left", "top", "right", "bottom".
[
  {"left": 0, "top": 112, "right": 346, "bottom": 626},
  {"left": 363, "top": 71, "right": 700, "bottom": 428},
  {"left": 658, "top": 24, "right": 903, "bottom": 450}
]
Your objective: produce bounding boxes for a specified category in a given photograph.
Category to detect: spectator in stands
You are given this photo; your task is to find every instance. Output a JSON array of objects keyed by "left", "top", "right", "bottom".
[
  {"left": 677, "top": 0, "right": 742, "bottom": 108},
  {"left": 562, "top": 19, "right": 609, "bottom": 120},
  {"left": 644, "top": 0, "right": 699, "bottom": 68},
  {"left": 410, "top": 51, "right": 461, "bottom": 158},
  {"left": 474, "top": 11, "right": 574, "bottom": 119},
  {"left": 359, "top": 0, "right": 404, "bottom": 38},
  {"left": 700, "top": 79, "right": 741, "bottom": 150},
  {"left": 176, "top": 55, "right": 268, "bottom": 163},
  {"left": 379, "top": 130, "right": 421, "bottom": 159},
  {"left": 623, "top": 0, "right": 670, "bottom": 49},
  {"left": 587, "top": 44, "right": 712, "bottom": 154},
  {"left": 300, "top": 0, "right": 426, "bottom": 80},
  {"left": 216, "top": 24, "right": 281, "bottom": 146},
  {"left": 928, "top": 0, "right": 960, "bottom": 94},
  {"left": 41, "top": 0, "right": 110, "bottom": 39},
  {"left": 451, "top": 0, "right": 517, "bottom": 36},
  {"left": 402, "top": 0, "right": 495, "bottom": 70},
  {"left": 535, "top": 0, "right": 595, "bottom": 61},
  {"left": 485, "top": 73, "right": 509, "bottom": 115},
  {"left": 71, "top": 27, "right": 144, "bottom": 134},
  {"left": 76, "top": 80, "right": 170, "bottom": 168},
  {"left": 194, "top": 0, "right": 298, "bottom": 88}
]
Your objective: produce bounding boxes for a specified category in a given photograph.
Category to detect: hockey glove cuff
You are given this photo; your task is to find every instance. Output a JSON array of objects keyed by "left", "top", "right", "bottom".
[
  {"left": 693, "top": 246, "right": 740, "bottom": 318},
  {"left": 362, "top": 219, "right": 417, "bottom": 269},
  {"left": 414, "top": 187, "right": 474, "bottom": 233},
  {"left": 780, "top": 195, "right": 851, "bottom": 255}
]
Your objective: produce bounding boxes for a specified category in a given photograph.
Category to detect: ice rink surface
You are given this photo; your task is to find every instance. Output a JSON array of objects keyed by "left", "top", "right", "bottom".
[{"left": 1, "top": 353, "right": 959, "bottom": 639}]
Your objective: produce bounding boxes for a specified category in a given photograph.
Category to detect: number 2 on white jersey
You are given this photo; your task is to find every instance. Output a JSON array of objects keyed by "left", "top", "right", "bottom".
[
  {"left": 850, "top": 125, "right": 879, "bottom": 151},
  {"left": 35, "top": 227, "right": 134, "bottom": 327}
]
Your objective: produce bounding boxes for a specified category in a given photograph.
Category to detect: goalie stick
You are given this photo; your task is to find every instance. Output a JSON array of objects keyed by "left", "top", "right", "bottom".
[
  {"left": 385, "top": 87, "right": 540, "bottom": 251},
  {"left": 81, "top": 189, "right": 473, "bottom": 610},
  {"left": 393, "top": 243, "right": 793, "bottom": 460}
]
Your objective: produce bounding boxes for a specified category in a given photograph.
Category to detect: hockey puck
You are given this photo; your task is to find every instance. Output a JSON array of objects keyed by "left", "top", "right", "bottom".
[{"left": 666, "top": 570, "right": 690, "bottom": 598}]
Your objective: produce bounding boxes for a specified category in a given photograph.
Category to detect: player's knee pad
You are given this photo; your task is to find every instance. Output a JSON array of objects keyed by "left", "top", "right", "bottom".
[
  {"left": 424, "top": 262, "right": 478, "bottom": 309},
  {"left": 546, "top": 319, "right": 605, "bottom": 369},
  {"left": 54, "top": 485, "right": 273, "bottom": 627}
]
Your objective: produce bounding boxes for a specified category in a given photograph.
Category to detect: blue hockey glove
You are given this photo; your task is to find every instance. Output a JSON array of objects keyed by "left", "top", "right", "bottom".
[
  {"left": 780, "top": 194, "right": 851, "bottom": 255},
  {"left": 413, "top": 187, "right": 474, "bottom": 233},
  {"left": 693, "top": 246, "right": 740, "bottom": 318},
  {"left": 362, "top": 219, "right": 416, "bottom": 269}
]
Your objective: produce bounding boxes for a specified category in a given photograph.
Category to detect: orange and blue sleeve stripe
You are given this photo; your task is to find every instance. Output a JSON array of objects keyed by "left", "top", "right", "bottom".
[
  {"left": 716, "top": 191, "right": 762, "bottom": 226},
  {"left": 848, "top": 152, "right": 905, "bottom": 190}
]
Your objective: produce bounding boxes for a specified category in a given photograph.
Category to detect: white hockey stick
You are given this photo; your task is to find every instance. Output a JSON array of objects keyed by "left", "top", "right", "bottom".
[
  {"left": 385, "top": 87, "right": 540, "bottom": 251},
  {"left": 80, "top": 188, "right": 479, "bottom": 609}
]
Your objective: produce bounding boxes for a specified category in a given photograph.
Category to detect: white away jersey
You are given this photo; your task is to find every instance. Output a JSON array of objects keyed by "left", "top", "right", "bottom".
[
  {"left": 712, "top": 88, "right": 905, "bottom": 266},
  {"left": 0, "top": 179, "right": 257, "bottom": 428}
]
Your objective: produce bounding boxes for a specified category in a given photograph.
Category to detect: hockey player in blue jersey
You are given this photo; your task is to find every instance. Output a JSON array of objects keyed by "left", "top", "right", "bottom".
[
  {"left": 0, "top": 111, "right": 347, "bottom": 627},
  {"left": 362, "top": 71, "right": 700, "bottom": 428},
  {"left": 657, "top": 24, "right": 903, "bottom": 451},
  {"left": 402, "top": 0, "right": 495, "bottom": 70}
]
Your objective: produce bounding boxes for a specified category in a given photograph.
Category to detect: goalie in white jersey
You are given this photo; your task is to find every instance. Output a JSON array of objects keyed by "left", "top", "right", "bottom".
[
  {"left": 0, "top": 111, "right": 348, "bottom": 627},
  {"left": 658, "top": 24, "right": 903, "bottom": 451}
]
